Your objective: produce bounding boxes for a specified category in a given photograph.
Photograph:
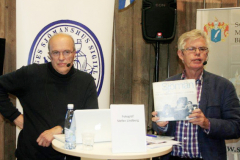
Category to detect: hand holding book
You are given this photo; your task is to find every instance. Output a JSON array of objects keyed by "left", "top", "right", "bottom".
[
  {"left": 152, "top": 111, "right": 169, "bottom": 127},
  {"left": 188, "top": 108, "right": 210, "bottom": 130}
]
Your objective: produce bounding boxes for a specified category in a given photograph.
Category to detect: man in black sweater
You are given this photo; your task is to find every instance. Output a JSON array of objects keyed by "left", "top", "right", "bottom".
[{"left": 0, "top": 33, "right": 99, "bottom": 159}]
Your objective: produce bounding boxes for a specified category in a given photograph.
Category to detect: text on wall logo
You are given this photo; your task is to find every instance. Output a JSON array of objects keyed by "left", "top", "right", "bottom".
[
  {"left": 28, "top": 20, "right": 104, "bottom": 95},
  {"left": 203, "top": 17, "right": 229, "bottom": 43}
]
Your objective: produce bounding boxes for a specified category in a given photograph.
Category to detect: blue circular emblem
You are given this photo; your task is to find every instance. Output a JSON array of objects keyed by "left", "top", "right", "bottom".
[{"left": 28, "top": 20, "right": 104, "bottom": 95}]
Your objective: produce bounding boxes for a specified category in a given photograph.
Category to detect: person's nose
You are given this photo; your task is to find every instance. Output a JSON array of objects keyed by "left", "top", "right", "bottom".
[
  {"left": 195, "top": 48, "right": 200, "bottom": 56},
  {"left": 58, "top": 52, "right": 65, "bottom": 60}
]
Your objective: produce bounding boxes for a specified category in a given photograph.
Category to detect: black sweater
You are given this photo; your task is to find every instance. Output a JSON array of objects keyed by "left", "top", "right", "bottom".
[{"left": 0, "top": 63, "right": 98, "bottom": 159}]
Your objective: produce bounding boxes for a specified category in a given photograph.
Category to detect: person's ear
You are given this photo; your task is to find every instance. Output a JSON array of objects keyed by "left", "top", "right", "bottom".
[
  {"left": 177, "top": 50, "right": 184, "bottom": 61},
  {"left": 48, "top": 52, "right": 52, "bottom": 60},
  {"left": 73, "top": 51, "right": 76, "bottom": 58}
]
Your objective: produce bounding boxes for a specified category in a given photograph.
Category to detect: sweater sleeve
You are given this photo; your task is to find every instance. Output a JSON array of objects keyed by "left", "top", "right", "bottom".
[{"left": 0, "top": 66, "right": 28, "bottom": 121}]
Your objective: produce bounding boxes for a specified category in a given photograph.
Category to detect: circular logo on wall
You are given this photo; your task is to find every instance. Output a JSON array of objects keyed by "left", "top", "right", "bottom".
[{"left": 28, "top": 20, "right": 104, "bottom": 95}]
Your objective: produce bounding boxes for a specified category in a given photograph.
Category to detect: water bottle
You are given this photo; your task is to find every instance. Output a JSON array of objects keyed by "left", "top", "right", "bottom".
[{"left": 64, "top": 104, "right": 76, "bottom": 149}]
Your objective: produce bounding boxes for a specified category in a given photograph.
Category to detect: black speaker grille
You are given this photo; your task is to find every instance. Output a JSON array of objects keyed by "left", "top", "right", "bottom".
[{"left": 142, "top": 0, "right": 177, "bottom": 41}]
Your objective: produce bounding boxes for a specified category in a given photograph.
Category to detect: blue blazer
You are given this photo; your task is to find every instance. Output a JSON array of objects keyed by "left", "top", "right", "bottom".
[{"left": 153, "top": 70, "right": 240, "bottom": 160}]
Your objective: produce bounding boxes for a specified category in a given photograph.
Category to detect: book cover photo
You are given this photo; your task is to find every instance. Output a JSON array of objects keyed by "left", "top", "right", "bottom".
[{"left": 153, "top": 79, "right": 197, "bottom": 121}]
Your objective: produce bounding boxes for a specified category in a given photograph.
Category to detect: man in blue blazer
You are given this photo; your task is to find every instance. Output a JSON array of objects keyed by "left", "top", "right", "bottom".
[{"left": 152, "top": 29, "right": 240, "bottom": 160}]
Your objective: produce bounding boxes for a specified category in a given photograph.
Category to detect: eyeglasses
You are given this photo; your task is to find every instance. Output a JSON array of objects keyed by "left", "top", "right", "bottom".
[
  {"left": 50, "top": 50, "right": 73, "bottom": 57},
  {"left": 182, "top": 47, "right": 208, "bottom": 54}
]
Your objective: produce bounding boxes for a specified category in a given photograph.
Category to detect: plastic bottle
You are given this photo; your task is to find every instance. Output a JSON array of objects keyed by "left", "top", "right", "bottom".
[{"left": 64, "top": 104, "right": 76, "bottom": 149}]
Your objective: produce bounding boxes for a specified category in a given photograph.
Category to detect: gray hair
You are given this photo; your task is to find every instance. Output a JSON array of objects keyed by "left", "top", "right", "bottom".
[{"left": 178, "top": 29, "right": 209, "bottom": 50}]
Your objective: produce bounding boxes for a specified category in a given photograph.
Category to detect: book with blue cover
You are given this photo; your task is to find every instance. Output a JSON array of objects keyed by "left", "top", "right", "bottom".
[{"left": 153, "top": 79, "right": 197, "bottom": 121}]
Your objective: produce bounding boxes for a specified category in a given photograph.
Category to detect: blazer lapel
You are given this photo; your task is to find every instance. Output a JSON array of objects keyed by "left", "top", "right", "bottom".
[{"left": 199, "top": 70, "right": 209, "bottom": 114}]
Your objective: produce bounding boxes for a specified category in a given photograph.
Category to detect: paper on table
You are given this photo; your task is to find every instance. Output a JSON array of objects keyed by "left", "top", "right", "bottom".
[
  {"left": 146, "top": 135, "right": 174, "bottom": 144},
  {"left": 146, "top": 135, "right": 174, "bottom": 140},
  {"left": 147, "top": 140, "right": 181, "bottom": 149},
  {"left": 146, "top": 136, "right": 166, "bottom": 144}
]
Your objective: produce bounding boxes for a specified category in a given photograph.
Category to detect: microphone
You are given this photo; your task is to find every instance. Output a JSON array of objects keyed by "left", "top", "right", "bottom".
[
  {"left": 203, "top": 61, "right": 207, "bottom": 65},
  {"left": 67, "top": 63, "right": 71, "bottom": 67}
]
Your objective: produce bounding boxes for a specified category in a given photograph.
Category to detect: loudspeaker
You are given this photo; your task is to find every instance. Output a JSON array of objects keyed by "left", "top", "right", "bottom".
[
  {"left": 142, "top": 0, "right": 177, "bottom": 42},
  {"left": 0, "top": 38, "right": 6, "bottom": 75}
]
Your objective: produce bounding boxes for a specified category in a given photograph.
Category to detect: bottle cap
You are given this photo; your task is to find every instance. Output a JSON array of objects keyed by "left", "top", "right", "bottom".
[{"left": 67, "top": 104, "right": 74, "bottom": 109}]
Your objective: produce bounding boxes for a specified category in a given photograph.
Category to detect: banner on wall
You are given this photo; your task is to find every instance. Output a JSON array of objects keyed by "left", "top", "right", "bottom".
[
  {"left": 17, "top": 0, "right": 114, "bottom": 109},
  {"left": 197, "top": 7, "right": 240, "bottom": 159},
  {"left": 16, "top": 0, "right": 114, "bottom": 141}
]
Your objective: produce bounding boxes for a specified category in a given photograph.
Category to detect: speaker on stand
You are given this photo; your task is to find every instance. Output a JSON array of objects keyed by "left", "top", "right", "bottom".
[
  {"left": 142, "top": 0, "right": 177, "bottom": 134},
  {"left": 0, "top": 38, "right": 6, "bottom": 76},
  {"left": 142, "top": 0, "right": 177, "bottom": 42}
]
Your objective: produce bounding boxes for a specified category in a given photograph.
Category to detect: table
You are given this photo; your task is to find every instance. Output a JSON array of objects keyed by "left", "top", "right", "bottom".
[{"left": 52, "top": 139, "right": 172, "bottom": 160}]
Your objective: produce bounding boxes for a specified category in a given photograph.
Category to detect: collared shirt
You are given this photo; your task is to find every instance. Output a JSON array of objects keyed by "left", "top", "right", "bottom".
[{"left": 172, "top": 70, "right": 203, "bottom": 158}]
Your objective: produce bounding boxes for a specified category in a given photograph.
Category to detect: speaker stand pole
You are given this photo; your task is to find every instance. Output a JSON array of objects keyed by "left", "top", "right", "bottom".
[
  {"left": 154, "top": 41, "right": 160, "bottom": 82},
  {"left": 152, "top": 41, "right": 160, "bottom": 135}
]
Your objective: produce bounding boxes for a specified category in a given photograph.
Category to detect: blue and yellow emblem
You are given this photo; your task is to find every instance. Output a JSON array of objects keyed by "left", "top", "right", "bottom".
[{"left": 203, "top": 17, "right": 229, "bottom": 43}]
